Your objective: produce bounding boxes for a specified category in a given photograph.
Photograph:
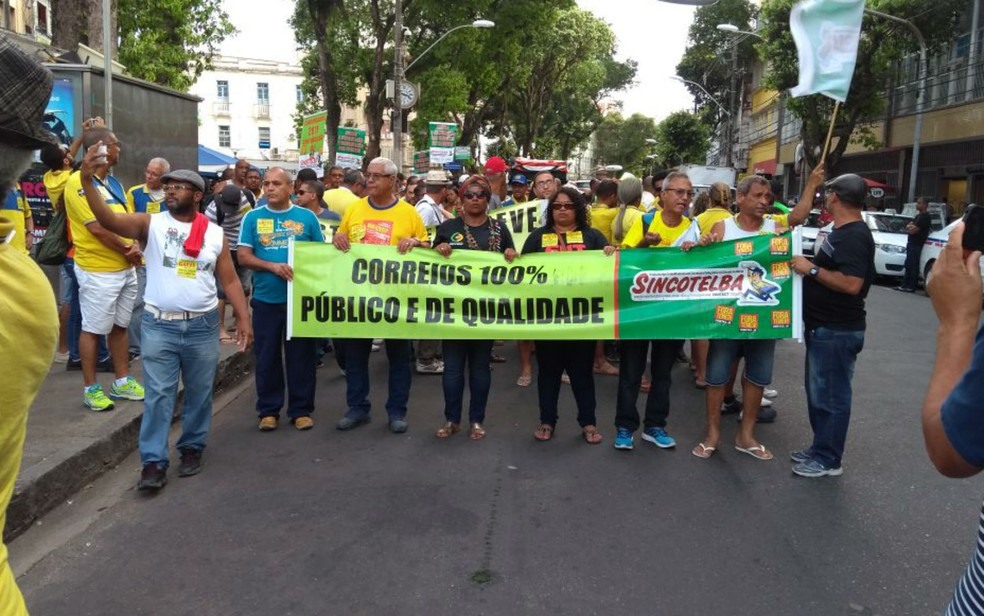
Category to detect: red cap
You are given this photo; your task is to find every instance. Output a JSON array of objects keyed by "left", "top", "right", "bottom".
[{"left": 483, "top": 156, "right": 508, "bottom": 174}]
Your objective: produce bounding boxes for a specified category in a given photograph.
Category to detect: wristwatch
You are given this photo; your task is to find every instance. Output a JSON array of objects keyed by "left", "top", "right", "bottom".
[{"left": 808, "top": 266, "right": 819, "bottom": 277}]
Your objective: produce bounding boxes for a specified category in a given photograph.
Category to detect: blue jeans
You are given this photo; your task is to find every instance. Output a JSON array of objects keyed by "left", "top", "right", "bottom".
[
  {"left": 128, "top": 265, "right": 146, "bottom": 355},
  {"left": 138, "top": 309, "right": 221, "bottom": 467},
  {"left": 339, "top": 338, "right": 412, "bottom": 421},
  {"left": 252, "top": 299, "right": 317, "bottom": 419},
  {"left": 442, "top": 340, "right": 494, "bottom": 424},
  {"left": 804, "top": 326, "right": 865, "bottom": 468},
  {"left": 62, "top": 257, "right": 109, "bottom": 363}
]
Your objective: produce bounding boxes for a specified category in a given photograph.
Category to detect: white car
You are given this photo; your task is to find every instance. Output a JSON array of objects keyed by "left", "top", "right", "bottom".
[
  {"left": 800, "top": 209, "right": 824, "bottom": 256},
  {"left": 920, "top": 219, "right": 984, "bottom": 285},
  {"left": 815, "top": 212, "right": 911, "bottom": 277}
]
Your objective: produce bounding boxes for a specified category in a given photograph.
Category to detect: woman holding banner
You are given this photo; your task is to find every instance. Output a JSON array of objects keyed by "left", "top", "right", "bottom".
[
  {"left": 522, "top": 186, "right": 615, "bottom": 444},
  {"left": 433, "top": 176, "right": 518, "bottom": 441}
]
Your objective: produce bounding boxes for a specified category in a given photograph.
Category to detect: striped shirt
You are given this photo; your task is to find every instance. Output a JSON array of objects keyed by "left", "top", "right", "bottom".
[
  {"left": 947, "top": 504, "right": 984, "bottom": 614},
  {"left": 204, "top": 196, "right": 251, "bottom": 250}
]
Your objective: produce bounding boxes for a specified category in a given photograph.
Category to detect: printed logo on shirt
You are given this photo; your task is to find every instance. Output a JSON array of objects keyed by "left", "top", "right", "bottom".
[
  {"left": 739, "top": 313, "right": 759, "bottom": 332},
  {"left": 257, "top": 219, "right": 275, "bottom": 234},
  {"left": 714, "top": 305, "right": 735, "bottom": 324},
  {"left": 450, "top": 232, "right": 464, "bottom": 243},
  {"left": 360, "top": 220, "right": 395, "bottom": 245},
  {"left": 771, "top": 310, "right": 791, "bottom": 328},
  {"left": 147, "top": 202, "right": 161, "bottom": 214}
]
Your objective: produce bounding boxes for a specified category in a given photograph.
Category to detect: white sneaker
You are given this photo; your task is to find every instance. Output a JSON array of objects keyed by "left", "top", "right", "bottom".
[
  {"left": 416, "top": 361, "right": 444, "bottom": 374},
  {"left": 53, "top": 351, "right": 70, "bottom": 364},
  {"left": 760, "top": 397, "right": 773, "bottom": 408},
  {"left": 763, "top": 387, "right": 778, "bottom": 399}
]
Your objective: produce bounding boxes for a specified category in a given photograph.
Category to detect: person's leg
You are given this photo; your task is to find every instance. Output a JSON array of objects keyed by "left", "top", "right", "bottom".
[
  {"left": 340, "top": 338, "right": 373, "bottom": 419},
  {"left": 517, "top": 340, "right": 534, "bottom": 385},
  {"left": 593, "top": 340, "right": 618, "bottom": 374},
  {"left": 643, "top": 339, "right": 682, "bottom": 429},
  {"left": 735, "top": 340, "right": 777, "bottom": 454},
  {"left": 534, "top": 341, "right": 563, "bottom": 427},
  {"left": 901, "top": 248, "right": 920, "bottom": 290},
  {"left": 614, "top": 339, "right": 648, "bottom": 433},
  {"left": 333, "top": 338, "right": 347, "bottom": 372},
  {"left": 691, "top": 339, "right": 709, "bottom": 387},
  {"left": 385, "top": 339, "right": 413, "bottom": 420},
  {"left": 138, "top": 315, "right": 180, "bottom": 467},
  {"left": 416, "top": 339, "right": 442, "bottom": 372},
  {"left": 805, "top": 327, "right": 865, "bottom": 468},
  {"left": 698, "top": 340, "right": 741, "bottom": 453},
  {"left": 65, "top": 259, "right": 81, "bottom": 362},
  {"left": 466, "top": 339, "right": 494, "bottom": 425},
  {"left": 175, "top": 311, "right": 222, "bottom": 452},
  {"left": 441, "top": 340, "right": 467, "bottom": 424},
  {"left": 565, "top": 340, "right": 598, "bottom": 429},
  {"left": 284, "top": 309, "right": 317, "bottom": 420},
  {"left": 127, "top": 265, "right": 146, "bottom": 356},
  {"left": 76, "top": 265, "right": 119, "bottom": 388},
  {"left": 251, "top": 299, "right": 286, "bottom": 418},
  {"left": 109, "top": 268, "right": 139, "bottom": 380}
]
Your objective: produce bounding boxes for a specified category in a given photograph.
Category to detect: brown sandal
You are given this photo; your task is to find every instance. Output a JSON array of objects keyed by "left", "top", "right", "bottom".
[
  {"left": 435, "top": 422, "right": 460, "bottom": 438},
  {"left": 533, "top": 424, "right": 554, "bottom": 441},
  {"left": 581, "top": 426, "right": 603, "bottom": 445},
  {"left": 469, "top": 423, "right": 486, "bottom": 440}
]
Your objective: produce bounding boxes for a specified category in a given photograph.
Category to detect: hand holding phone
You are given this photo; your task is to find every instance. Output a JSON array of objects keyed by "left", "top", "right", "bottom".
[{"left": 961, "top": 204, "right": 984, "bottom": 252}]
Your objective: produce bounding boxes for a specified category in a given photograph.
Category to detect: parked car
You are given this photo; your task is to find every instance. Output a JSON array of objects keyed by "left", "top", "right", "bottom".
[
  {"left": 800, "top": 209, "right": 824, "bottom": 256},
  {"left": 920, "top": 217, "right": 984, "bottom": 287},
  {"left": 814, "top": 211, "right": 912, "bottom": 277}
]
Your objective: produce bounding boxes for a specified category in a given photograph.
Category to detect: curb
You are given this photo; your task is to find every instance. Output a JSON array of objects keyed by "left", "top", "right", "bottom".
[{"left": 4, "top": 350, "right": 254, "bottom": 543}]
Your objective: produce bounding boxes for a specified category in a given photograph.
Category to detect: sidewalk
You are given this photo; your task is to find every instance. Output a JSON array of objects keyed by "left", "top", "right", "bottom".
[{"left": 5, "top": 341, "right": 253, "bottom": 542}]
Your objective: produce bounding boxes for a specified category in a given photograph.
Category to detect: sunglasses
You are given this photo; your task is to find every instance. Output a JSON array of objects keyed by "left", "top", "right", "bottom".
[
  {"left": 551, "top": 201, "right": 575, "bottom": 210},
  {"left": 462, "top": 191, "right": 489, "bottom": 200}
]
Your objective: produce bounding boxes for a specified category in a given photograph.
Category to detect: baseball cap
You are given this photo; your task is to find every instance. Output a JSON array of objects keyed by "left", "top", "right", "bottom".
[
  {"left": 220, "top": 184, "right": 244, "bottom": 206},
  {"left": 510, "top": 174, "right": 528, "bottom": 185},
  {"left": 825, "top": 173, "right": 866, "bottom": 206},
  {"left": 162, "top": 169, "right": 206, "bottom": 192},
  {"left": 0, "top": 35, "right": 57, "bottom": 150},
  {"left": 484, "top": 156, "right": 508, "bottom": 175}
]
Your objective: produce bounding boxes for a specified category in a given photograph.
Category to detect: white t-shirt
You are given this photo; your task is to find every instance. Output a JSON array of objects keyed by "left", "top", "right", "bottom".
[
  {"left": 144, "top": 211, "right": 225, "bottom": 313},
  {"left": 642, "top": 191, "right": 656, "bottom": 211},
  {"left": 722, "top": 215, "right": 778, "bottom": 240},
  {"left": 415, "top": 195, "right": 445, "bottom": 227}
]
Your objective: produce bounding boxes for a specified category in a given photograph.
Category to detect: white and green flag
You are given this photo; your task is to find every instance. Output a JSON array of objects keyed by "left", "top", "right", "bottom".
[{"left": 789, "top": 0, "right": 865, "bottom": 102}]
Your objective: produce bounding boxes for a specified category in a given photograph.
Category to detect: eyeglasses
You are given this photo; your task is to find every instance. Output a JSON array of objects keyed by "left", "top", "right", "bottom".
[
  {"left": 366, "top": 172, "right": 393, "bottom": 181},
  {"left": 663, "top": 188, "right": 695, "bottom": 199},
  {"left": 462, "top": 191, "right": 489, "bottom": 200},
  {"left": 105, "top": 141, "right": 122, "bottom": 148},
  {"left": 535, "top": 180, "right": 554, "bottom": 187},
  {"left": 551, "top": 201, "right": 575, "bottom": 210},
  {"left": 163, "top": 184, "right": 196, "bottom": 192}
]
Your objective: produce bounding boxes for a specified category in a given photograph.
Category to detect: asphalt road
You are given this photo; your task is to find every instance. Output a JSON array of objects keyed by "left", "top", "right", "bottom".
[{"left": 12, "top": 283, "right": 980, "bottom": 616}]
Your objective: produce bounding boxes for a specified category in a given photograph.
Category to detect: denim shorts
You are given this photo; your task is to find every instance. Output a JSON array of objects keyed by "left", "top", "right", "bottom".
[{"left": 705, "top": 339, "right": 777, "bottom": 387}]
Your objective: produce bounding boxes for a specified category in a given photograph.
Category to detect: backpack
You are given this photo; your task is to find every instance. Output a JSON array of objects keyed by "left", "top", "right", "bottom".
[{"left": 33, "top": 206, "right": 70, "bottom": 265}]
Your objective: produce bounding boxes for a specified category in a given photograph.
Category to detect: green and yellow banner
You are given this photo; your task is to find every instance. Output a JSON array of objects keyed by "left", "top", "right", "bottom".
[{"left": 288, "top": 233, "right": 801, "bottom": 341}]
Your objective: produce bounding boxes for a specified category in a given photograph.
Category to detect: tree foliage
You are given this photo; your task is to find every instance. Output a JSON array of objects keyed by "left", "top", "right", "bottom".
[
  {"left": 654, "top": 111, "right": 710, "bottom": 168},
  {"left": 759, "top": 0, "right": 964, "bottom": 173},
  {"left": 116, "top": 0, "right": 235, "bottom": 91},
  {"left": 592, "top": 113, "right": 658, "bottom": 176},
  {"left": 676, "top": 0, "right": 758, "bottom": 134}
]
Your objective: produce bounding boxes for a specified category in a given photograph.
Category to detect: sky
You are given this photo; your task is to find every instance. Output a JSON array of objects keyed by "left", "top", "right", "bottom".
[{"left": 217, "top": 0, "right": 697, "bottom": 123}]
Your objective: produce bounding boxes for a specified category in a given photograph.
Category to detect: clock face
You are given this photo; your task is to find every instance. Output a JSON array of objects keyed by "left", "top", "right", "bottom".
[{"left": 399, "top": 83, "right": 417, "bottom": 109}]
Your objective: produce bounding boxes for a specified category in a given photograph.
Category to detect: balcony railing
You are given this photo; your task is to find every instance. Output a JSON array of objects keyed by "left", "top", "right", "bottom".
[
  {"left": 212, "top": 101, "right": 230, "bottom": 116},
  {"left": 254, "top": 104, "right": 270, "bottom": 119},
  {"left": 893, "top": 28, "right": 984, "bottom": 115}
]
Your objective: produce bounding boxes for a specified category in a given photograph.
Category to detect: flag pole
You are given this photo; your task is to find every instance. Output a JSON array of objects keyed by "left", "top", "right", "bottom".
[{"left": 819, "top": 100, "right": 840, "bottom": 163}]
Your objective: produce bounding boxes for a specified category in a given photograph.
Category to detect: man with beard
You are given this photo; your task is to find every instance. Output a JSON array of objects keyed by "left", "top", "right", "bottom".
[{"left": 79, "top": 148, "right": 252, "bottom": 490}]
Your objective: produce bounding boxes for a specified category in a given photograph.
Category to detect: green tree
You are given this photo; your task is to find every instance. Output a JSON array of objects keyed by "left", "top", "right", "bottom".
[
  {"left": 592, "top": 113, "right": 658, "bottom": 176},
  {"left": 116, "top": 0, "right": 235, "bottom": 91},
  {"left": 760, "top": 0, "right": 964, "bottom": 174},
  {"left": 654, "top": 111, "right": 710, "bottom": 168},
  {"left": 676, "top": 0, "right": 757, "bottom": 134}
]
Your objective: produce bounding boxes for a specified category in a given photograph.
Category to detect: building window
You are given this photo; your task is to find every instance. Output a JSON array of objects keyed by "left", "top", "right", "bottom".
[
  {"left": 218, "top": 125, "right": 231, "bottom": 148},
  {"left": 296, "top": 85, "right": 303, "bottom": 103},
  {"left": 37, "top": 3, "right": 49, "bottom": 36},
  {"left": 257, "top": 82, "right": 269, "bottom": 104},
  {"left": 217, "top": 80, "right": 229, "bottom": 100},
  {"left": 258, "top": 127, "right": 271, "bottom": 148}
]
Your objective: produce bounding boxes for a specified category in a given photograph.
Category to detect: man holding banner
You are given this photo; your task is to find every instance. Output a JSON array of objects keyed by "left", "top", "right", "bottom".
[
  {"left": 693, "top": 169, "right": 820, "bottom": 461},
  {"left": 332, "top": 157, "right": 429, "bottom": 434}
]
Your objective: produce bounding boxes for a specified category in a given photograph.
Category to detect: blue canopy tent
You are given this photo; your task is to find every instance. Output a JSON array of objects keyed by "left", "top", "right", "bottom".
[{"left": 198, "top": 144, "right": 237, "bottom": 169}]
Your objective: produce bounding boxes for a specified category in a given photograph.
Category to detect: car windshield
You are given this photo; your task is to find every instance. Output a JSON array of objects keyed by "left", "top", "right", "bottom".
[{"left": 867, "top": 214, "right": 912, "bottom": 234}]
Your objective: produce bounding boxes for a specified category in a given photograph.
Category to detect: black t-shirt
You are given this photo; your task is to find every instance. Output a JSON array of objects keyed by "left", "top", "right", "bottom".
[
  {"left": 433, "top": 217, "right": 515, "bottom": 253},
  {"left": 522, "top": 226, "right": 609, "bottom": 254},
  {"left": 908, "top": 212, "right": 932, "bottom": 249},
  {"left": 804, "top": 219, "right": 875, "bottom": 330}
]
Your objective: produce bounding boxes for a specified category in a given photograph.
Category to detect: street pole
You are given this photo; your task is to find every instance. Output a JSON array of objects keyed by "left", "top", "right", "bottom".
[
  {"left": 392, "top": 0, "right": 403, "bottom": 171},
  {"left": 865, "top": 8, "right": 925, "bottom": 203},
  {"left": 103, "top": 0, "right": 113, "bottom": 129}
]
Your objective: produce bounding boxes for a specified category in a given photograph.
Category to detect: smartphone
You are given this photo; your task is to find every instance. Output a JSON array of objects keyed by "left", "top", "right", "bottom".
[
  {"left": 95, "top": 144, "right": 108, "bottom": 162},
  {"left": 962, "top": 204, "right": 984, "bottom": 252}
]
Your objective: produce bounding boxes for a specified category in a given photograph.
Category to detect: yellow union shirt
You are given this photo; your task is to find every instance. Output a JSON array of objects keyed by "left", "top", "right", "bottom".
[
  {"left": 621, "top": 210, "right": 700, "bottom": 249},
  {"left": 338, "top": 197, "right": 428, "bottom": 246},
  {"left": 696, "top": 207, "right": 733, "bottom": 236},
  {"left": 65, "top": 172, "right": 132, "bottom": 272}
]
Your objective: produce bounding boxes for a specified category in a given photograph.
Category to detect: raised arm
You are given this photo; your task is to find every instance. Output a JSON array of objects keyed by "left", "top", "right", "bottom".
[
  {"left": 787, "top": 162, "right": 826, "bottom": 228},
  {"left": 79, "top": 142, "right": 150, "bottom": 242}
]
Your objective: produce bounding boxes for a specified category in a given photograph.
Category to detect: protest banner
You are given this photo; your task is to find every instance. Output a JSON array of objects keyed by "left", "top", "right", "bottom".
[
  {"left": 428, "top": 122, "right": 458, "bottom": 164},
  {"left": 487, "top": 199, "right": 541, "bottom": 250},
  {"left": 413, "top": 151, "right": 430, "bottom": 174},
  {"left": 298, "top": 112, "right": 327, "bottom": 155},
  {"left": 298, "top": 153, "right": 322, "bottom": 172},
  {"left": 288, "top": 233, "right": 801, "bottom": 341},
  {"left": 336, "top": 127, "right": 367, "bottom": 169}
]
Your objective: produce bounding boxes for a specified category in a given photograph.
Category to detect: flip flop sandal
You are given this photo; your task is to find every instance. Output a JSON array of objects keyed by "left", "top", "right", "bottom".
[
  {"left": 435, "top": 422, "right": 460, "bottom": 438},
  {"left": 735, "top": 444, "right": 774, "bottom": 461},
  {"left": 581, "top": 427, "right": 603, "bottom": 445},
  {"left": 469, "top": 423, "right": 486, "bottom": 441},
  {"left": 533, "top": 425, "right": 554, "bottom": 441},
  {"left": 593, "top": 363, "right": 619, "bottom": 376},
  {"left": 640, "top": 380, "right": 652, "bottom": 393},
  {"left": 692, "top": 443, "right": 717, "bottom": 459},
  {"left": 490, "top": 353, "right": 507, "bottom": 363}
]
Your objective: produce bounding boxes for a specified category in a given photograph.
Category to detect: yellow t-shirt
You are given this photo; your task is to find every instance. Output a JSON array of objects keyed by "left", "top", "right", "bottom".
[
  {"left": 1, "top": 191, "right": 31, "bottom": 255},
  {"left": 696, "top": 207, "right": 733, "bottom": 236},
  {"left": 65, "top": 172, "right": 133, "bottom": 272},
  {"left": 621, "top": 210, "right": 699, "bottom": 249},
  {"left": 338, "top": 197, "right": 429, "bottom": 246},
  {"left": 43, "top": 169, "right": 71, "bottom": 211},
  {"left": 611, "top": 205, "right": 644, "bottom": 246},
  {"left": 0, "top": 218, "right": 57, "bottom": 616},
  {"left": 589, "top": 207, "right": 619, "bottom": 245},
  {"left": 324, "top": 187, "right": 360, "bottom": 218}
]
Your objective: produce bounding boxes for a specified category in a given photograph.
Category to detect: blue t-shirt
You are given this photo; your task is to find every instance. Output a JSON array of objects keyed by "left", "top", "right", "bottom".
[
  {"left": 238, "top": 204, "right": 323, "bottom": 304},
  {"left": 942, "top": 326, "right": 984, "bottom": 616},
  {"left": 126, "top": 183, "right": 168, "bottom": 214}
]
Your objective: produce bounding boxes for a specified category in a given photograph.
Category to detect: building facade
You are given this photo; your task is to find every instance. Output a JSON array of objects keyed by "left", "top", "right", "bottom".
[{"left": 1, "top": 0, "right": 52, "bottom": 42}]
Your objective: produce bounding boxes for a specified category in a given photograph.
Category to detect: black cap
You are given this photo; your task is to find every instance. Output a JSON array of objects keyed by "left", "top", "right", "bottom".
[
  {"left": 220, "top": 185, "right": 243, "bottom": 206},
  {"left": 825, "top": 173, "right": 866, "bottom": 206}
]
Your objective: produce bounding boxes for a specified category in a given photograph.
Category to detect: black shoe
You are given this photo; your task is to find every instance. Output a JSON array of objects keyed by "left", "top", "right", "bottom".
[
  {"left": 97, "top": 358, "right": 114, "bottom": 372},
  {"left": 66, "top": 359, "right": 82, "bottom": 371},
  {"left": 177, "top": 448, "right": 204, "bottom": 477},
  {"left": 721, "top": 397, "right": 742, "bottom": 415},
  {"left": 138, "top": 462, "right": 168, "bottom": 491},
  {"left": 738, "top": 407, "right": 777, "bottom": 424},
  {"left": 129, "top": 350, "right": 141, "bottom": 362}
]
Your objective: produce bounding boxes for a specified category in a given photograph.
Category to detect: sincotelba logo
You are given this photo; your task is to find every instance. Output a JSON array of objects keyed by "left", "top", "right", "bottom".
[{"left": 629, "top": 261, "right": 782, "bottom": 307}]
